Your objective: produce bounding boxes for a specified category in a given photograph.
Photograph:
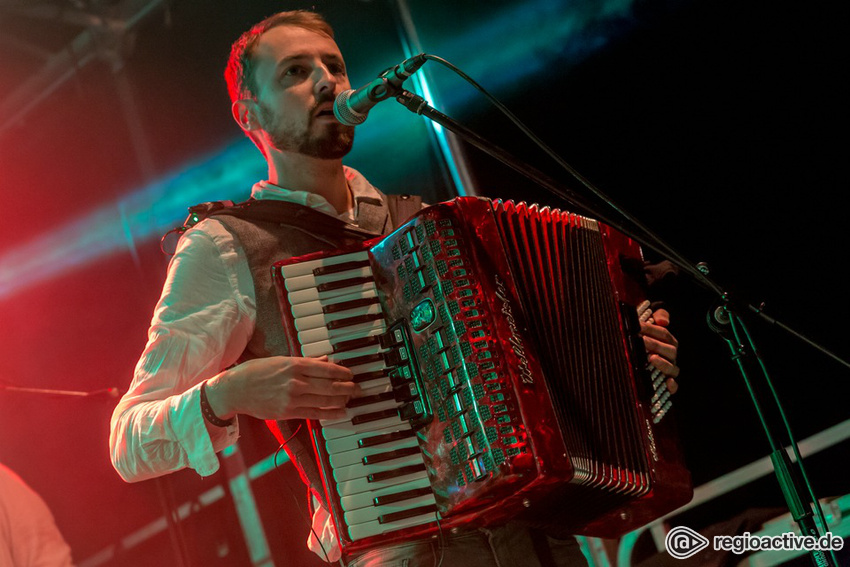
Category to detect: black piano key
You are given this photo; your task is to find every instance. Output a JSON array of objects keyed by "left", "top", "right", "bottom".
[
  {"left": 338, "top": 353, "right": 386, "bottom": 368},
  {"left": 368, "top": 463, "right": 427, "bottom": 483},
  {"left": 317, "top": 275, "right": 375, "bottom": 292},
  {"left": 362, "top": 446, "right": 421, "bottom": 465},
  {"left": 351, "top": 407, "right": 399, "bottom": 426},
  {"left": 374, "top": 486, "right": 433, "bottom": 507},
  {"left": 332, "top": 335, "right": 381, "bottom": 354},
  {"left": 352, "top": 370, "right": 388, "bottom": 384},
  {"left": 323, "top": 296, "right": 380, "bottom": 314},
  {"left": 379, "top": 503, "right": 438, "bottom": 524},
  {"left": 312, "top": 260, "right": 371, "bottom": 276},
  {"left": 358, "top": 429, "right": 416, "bottom": 448},
  {"left": 347, "top": 391, "right": 396, "bottom": 408},
  {"left": 326, "top": 313, "right": 384, "bottom": 330}
]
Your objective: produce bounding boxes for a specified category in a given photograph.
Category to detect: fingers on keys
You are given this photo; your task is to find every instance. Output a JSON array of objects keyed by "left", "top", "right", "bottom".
[{"left": 291, "top": 357, "right": 359, "bottom": 420}]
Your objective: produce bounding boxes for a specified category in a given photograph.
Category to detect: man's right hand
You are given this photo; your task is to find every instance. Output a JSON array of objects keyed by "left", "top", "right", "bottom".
[{"left": 203, "top": 356, "right": 358, "bottom": 422}]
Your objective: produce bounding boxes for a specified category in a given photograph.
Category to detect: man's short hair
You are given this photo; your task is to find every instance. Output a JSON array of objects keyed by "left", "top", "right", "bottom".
[{"left": 224, "top": 10, "right": 335, "bottom": 104}]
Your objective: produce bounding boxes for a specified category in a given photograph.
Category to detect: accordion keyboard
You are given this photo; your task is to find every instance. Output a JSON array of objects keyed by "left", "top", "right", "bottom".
[{"left": 278, "top": 250, "right": 439, "bottom": 540}]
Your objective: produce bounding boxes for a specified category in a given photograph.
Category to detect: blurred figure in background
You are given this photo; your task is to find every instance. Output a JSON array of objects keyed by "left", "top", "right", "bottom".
[{"left": 0, "top": 462, "right": 74, "bottom": 567}]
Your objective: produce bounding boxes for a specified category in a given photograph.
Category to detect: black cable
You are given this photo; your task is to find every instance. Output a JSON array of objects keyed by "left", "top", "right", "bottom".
[
  {"left": 433, "top": 516, "right": 445, "bottom": 567},
  {"left": 272, "top": 424, "right": 332, "bottom": 565},
  {"left": 420, "top": 54, "right": 721, "bottom": 297}
]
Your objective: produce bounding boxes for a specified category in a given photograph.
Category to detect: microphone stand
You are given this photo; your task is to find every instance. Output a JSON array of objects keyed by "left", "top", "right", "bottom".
[
  {"left": 0, "top": 384, "right": 121, "bottom": 398},
  {"left": 708, "top": 301, "right": 834, "bottom": 567},
  {"left": 391, "top": 87, "right": 846, "bottom": 566}
]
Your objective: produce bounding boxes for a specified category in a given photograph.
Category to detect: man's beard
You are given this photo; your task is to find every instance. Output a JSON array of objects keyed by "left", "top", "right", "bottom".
[{"left": 258, "top": 101, "right": 354, "bottom": 159}]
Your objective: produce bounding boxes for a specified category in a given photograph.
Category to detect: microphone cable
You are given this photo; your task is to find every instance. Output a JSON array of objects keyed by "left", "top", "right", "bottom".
[{"left": 271, "top": 423, "right": 333, "bottom": 565}]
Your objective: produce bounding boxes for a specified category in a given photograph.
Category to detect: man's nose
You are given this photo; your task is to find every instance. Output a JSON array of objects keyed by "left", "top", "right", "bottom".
[{"left": 314, "top": 65, "right": 338, "bottom": 96}]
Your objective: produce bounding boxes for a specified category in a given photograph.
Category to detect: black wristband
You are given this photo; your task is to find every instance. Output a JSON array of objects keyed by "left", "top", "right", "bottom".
[{"left": 200, "top": 381, "right": 234, "bottom": 428}]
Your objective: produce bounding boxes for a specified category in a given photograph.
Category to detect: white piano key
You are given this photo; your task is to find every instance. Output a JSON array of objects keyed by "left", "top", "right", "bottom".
[
  {"left": 288, "top": 282, "right": 376, "bottom": 306},
  {"left": 294, "top": 303, "right": 384, "bottom": 333},
  {"left": 335, "top": 350, "right": 387, "bottom": 372},
  {"left": 291, "top": 288, "right": 379, "bottom": 319},
  {"left": 347, "top": 510, "right": 437, "bottom": 541},
  {"left": 280, "top": 251, "right": 370, "bottom": 279},
  {"left": 353, "top": 375, "right": 391, "bottom": 394},
  {"left": 297, "top": 318, "right": 386, "bottom": 345},
  {"left": 321, "top": 414, "right": 408, "bottom": 441},
  {"left": 324, "top": 424, "right": 413, "bottom": 455},
  {"left": 340, "top": 477, "right": 432, "bottom": 512},
  {"left": 284, "top": 266, "right": 374, "bottom": 293},
  {"left": 321, "top": 398, "right": 399, "bottom": 427},
  {"left": 299, "top": 342, "right": 382, "bottom": 363},
  {"left": 335, "top": 467, "right": 427, "bottom": 498},
  {"left": 341, "top": 358, "right": 387, "bottom": 374},
  {"left": 333, "top": 453, "right": 425, "bottom": 483},
  {"left": 354, "top": 381, "right": 393, "bottom": 400},
  {"left": 345, "top": 494, "right": 436, "bottom": 526},
  {"left": 301, "top": 328, "right": 385, "bottom": 358},
  {"left": 328, "top": 436, "right": 418, "bottom": 469}
]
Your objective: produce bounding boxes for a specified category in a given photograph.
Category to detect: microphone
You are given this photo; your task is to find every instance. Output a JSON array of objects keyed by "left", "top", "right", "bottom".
[{"left": 334, "top": 54, "right": 427, "bottom": 126}]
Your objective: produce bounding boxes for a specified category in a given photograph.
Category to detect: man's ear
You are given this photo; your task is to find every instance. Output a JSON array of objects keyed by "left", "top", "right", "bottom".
[{"left": 232, "top": 99, "right": 260, "bottom": 132}]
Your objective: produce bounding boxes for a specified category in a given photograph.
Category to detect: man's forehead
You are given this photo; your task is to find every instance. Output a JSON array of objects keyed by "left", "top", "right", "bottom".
[{"left": 254, "top": 25, "right": 343, "bottom": 65}]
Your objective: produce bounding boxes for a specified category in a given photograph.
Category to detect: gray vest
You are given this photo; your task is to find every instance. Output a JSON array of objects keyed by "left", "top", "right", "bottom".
[{"left": 212, "top": 192, "right": 422, "bottom": 505}]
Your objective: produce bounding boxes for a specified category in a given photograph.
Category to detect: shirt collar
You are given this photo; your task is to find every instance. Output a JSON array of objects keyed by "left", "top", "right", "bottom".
[{"left": 250, "top": 166, "right": 382, "bottom": 223}]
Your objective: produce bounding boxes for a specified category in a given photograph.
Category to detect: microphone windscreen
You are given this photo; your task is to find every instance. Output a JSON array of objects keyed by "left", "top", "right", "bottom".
[{"left": 333, "top": 90, "right": 367, "bottom": 126}]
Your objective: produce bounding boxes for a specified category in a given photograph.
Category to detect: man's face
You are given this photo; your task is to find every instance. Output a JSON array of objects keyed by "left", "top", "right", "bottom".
[{"left": 250, "top": 25, "right": 354, "bottom": 158}]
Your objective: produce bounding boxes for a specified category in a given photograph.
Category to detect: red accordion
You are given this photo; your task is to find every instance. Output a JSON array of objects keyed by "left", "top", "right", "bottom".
[{"left": 272, "top": 197, "right": 692, "bottom": 555}]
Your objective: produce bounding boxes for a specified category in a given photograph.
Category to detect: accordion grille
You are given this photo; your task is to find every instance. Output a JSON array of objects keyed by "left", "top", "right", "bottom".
[{"left": 492, "top": 201, "right": 650, "bottom": 493}]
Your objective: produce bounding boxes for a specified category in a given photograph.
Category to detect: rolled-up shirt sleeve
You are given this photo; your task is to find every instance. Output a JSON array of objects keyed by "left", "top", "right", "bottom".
[{"left": 109, "top": 219, "right": 255, "bottom": 482}]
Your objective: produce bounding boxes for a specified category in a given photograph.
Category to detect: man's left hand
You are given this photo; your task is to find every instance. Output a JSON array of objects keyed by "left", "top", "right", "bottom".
[{"left": 640, "top": 308, "right": 680, "bottom": 394}]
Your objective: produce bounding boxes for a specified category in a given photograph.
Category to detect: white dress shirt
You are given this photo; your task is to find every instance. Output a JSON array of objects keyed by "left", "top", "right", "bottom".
[{"left": 109, "top": 166, "right": 383, "bottom": 561}]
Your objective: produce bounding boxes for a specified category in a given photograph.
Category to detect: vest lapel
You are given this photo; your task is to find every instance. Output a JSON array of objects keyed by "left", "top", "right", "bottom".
[{"left": 355, "top": 198, "right": 391, "bottom": 235}]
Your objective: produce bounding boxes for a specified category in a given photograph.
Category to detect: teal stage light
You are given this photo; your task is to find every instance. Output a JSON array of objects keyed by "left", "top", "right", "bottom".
[{"left": 0, "top": 0, "right": 643, "bottom": 301}]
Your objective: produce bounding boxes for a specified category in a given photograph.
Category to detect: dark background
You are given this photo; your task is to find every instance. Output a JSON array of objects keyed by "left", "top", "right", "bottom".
[{"left": 0, "top": 1, "right": 847, "bottom": 565}]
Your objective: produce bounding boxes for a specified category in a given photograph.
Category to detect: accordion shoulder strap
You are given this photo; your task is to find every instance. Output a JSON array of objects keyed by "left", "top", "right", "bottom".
[
  {"left": 209, "top": 199, "right": 379, "bottom": 239},
  {"left": 386, "top": 193, "right": 423, "bottom": 228}
]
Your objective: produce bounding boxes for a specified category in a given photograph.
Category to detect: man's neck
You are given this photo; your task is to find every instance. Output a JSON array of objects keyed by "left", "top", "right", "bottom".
[{"left": 267, "top": 153, "right": 351, "bottom": 214}]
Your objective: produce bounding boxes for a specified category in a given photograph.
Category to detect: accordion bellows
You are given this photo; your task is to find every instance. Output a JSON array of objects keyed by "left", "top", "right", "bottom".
[{"left": 272, "top": 197, "right": 692, "bottom": 555}]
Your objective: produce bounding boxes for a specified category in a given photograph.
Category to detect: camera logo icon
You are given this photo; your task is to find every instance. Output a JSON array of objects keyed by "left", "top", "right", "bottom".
[{"left": 665, "top": 526, "right": 710, "bottom": 559}]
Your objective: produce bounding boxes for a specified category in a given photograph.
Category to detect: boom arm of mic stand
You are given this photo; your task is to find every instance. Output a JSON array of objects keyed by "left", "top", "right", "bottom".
[
  {"left": 393, "top": 90, "right": 724, "bottom": 291},
  {"left": 392, "top": 91, "right": 634, "bottom": 244},
  {"left": 0, "top": 384, "right": 121, "bottom": 398},
  {"left": 393, "top": 89, "right": 850, "bottom": 371}
]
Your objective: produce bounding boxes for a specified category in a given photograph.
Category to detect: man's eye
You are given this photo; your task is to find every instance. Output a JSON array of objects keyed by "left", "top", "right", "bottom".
[
  {"left": 283, "top": 66, "right": 306, "bottom": 78},
  {"left": 329, "top": 64, "right": 346, "bottom": 75}
]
